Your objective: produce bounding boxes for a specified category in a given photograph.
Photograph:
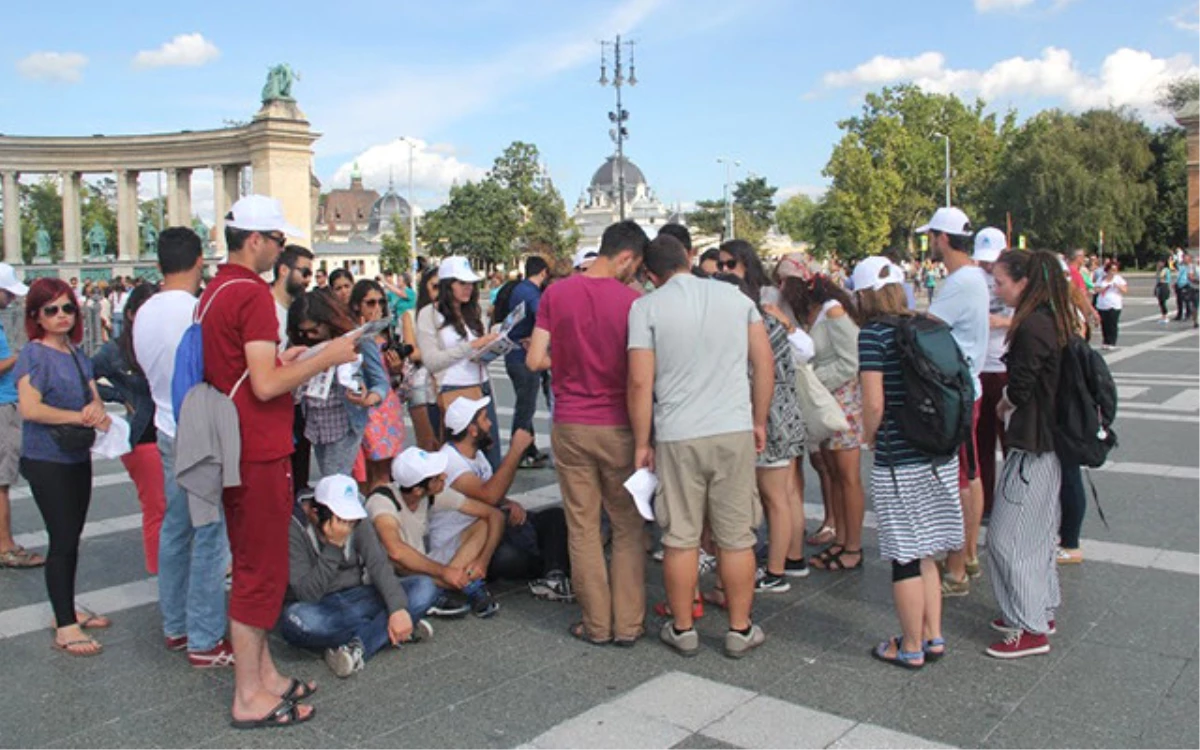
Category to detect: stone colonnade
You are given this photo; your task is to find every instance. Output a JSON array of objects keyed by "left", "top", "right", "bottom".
[{"left": 0, "top": 99, "right": 319, "bottom": 270}]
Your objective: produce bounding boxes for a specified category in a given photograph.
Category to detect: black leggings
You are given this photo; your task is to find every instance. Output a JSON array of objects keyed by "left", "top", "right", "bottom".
[
  {"left": 1098, "top": 308, "right": 1120, "bottom": 346},
  {"left": 19, "top": 458, "right": 92, "bottom": 628},
  {"left": 1058, "top": 459, "right": 1085, "bottom": 549}
]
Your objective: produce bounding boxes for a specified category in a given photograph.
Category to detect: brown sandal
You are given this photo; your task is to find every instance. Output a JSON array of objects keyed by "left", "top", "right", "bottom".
[
  {"left": 0, "top": 546, "right": 45, "bottom": 568},
  {"left": 569, "top": 621, "right": 611, "bottom": 646},
  {"left": 53, "top": 636, "right": 103, "bottom": 657}
]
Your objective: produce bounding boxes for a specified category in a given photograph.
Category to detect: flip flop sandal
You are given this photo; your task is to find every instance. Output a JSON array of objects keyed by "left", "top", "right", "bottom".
[
  {"left": 923, "top": 637, "right": 947, "bottom": 663},
  {"left": 77, "top": 607, "right": 111, "bottom": 630},
  {"left": 230, "top": 700, "right": 316, "bottom": 730},
  {"left": 53, "top": 637, "right": 103, "bottom": 657},
  {"left": 281, "top": 678, "right": 317, "bottom": 702},
  {"left": 805, "top": 524, "right": 836, "bottom": 546},
  {"left": 0, "top": 546, "right": 45, "bottom": 568},
  {"left": 870, "top": 636, "right": 925, "bottom": 670},
  {"left": 569, "top": 621, "right": 612, "bottom": 646}
]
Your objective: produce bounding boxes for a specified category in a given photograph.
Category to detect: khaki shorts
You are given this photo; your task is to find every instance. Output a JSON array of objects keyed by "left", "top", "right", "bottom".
[
  {"left": 655, "top": 431, "right": 761, "bottom": 551},
  {"left": 0, "top": 404, "right": 20, "bottom": 487}
]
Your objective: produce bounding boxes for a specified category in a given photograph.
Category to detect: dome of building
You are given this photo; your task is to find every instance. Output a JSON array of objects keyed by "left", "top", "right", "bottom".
[
  {"left": 590, "top": 155, "right": 647, "bottom": 192},
  {"left": 368, "top": 187, "right": 411, "bottom": 235}
]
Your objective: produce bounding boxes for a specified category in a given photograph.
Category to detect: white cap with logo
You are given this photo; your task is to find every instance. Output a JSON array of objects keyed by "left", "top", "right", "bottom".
[
  {"left": 916, "top": 206, "right": 973, "bottom": 237},
  {"left": 391, "top": 447, "right": 450, "bottom": 488},
  {"left": 226, "top": 195, "right": 305, "bottom": 238},
  {"left": 0, "top": 263, "right": 29, "bottom": 296},
  {"left": 973, "top": 227, "right": 1007, "bottom": 263},
  {"left": 437, "top": 256, "right": 482, "bottom": 284},
  {"left": 444, "top": 395, "right": 491, "bottom": 435},
  {"left": 850, "top": 257, "right": 904, "bottom": 292},
  {"left": 313, "top": 474, "right": 367, "bottom": 521}
]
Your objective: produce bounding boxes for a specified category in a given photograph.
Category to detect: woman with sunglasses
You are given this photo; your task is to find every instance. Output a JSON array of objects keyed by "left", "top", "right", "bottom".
[
  {"left": 350, "top": 279, "right": 407, "bottom": 491},
  {"left": 402, "top": 266, "right": 441, "bottom": 450},
  {"left": 415, "top": 257, "right": 502, "bottom": 467},
  {"left": 287, "top": 290, "right": 389, "bottom": 478},
  {"left": 15, "top": 279, "right": 113, "bottom": 656},
  {"left": 92, "top": 283, "right": 165, "bottom": 575}
]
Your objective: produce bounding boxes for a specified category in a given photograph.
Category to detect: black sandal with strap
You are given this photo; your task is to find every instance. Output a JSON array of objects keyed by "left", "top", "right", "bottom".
[
  {"left": 809, "top": 544, "right": 844, "bottom": 570},
  {"left": 281, "top": 678, "right": 317, "bottom": 702},
  {"left": 230, "top": 700, "right": 316, "bottom": 730}
]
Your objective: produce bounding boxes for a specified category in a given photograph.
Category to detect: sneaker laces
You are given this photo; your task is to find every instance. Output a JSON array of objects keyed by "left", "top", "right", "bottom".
[{"left": 1003, "top": 630, "right": 1022, "bottom": 646}]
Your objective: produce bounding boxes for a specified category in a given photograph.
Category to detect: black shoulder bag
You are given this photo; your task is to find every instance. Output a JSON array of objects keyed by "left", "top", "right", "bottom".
[{"left": 49, "top": 348, "right": 97, "bottom": 452}]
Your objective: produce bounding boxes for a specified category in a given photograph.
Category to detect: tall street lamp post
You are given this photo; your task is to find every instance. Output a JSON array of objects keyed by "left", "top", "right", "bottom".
[
  {"left": 717, "top": 157, "right": 740, "bottom": 240},
  {"left": 599, "top": 35, "right": 637, "bottom": 221},
  {"left": 398, "top": 136, "right": 418, "bottom": 276}
]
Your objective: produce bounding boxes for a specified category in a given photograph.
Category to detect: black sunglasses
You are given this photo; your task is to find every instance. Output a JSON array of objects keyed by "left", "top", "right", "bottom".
[
  {"left": 260, "top": 231, "right": 286, "bottom": 246},
  {"left": 296, "top": 267, "right": 313, "bottom": 278},
  {"left": 361, "top": 298, "right": 385, "bottom": 308},
  {"left": 718, "top": 260, "right": 739, "bottom": 271},
  {"left": 40, "top": 303, "right": 78, "bottom": 317}
]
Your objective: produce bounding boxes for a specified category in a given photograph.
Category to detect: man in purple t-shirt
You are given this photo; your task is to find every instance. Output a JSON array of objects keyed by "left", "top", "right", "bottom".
[{"left": 526, "top": 220, "right": 649, "bottom": 644}]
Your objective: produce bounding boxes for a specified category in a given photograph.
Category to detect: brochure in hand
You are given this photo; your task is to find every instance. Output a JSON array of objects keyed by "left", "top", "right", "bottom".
[
  {"left": 471, "top": 302, "right": 526, "bottom": 363},
  {"left": 296, "top": 318, "right": 389, "bottom": 398}
]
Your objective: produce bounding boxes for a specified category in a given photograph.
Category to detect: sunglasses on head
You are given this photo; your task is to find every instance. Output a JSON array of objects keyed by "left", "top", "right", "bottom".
[
  {"left": 40, "top": 303, "right": 78, "bottom": 317},
  {"left": 718, "top": 260, "right": 739, "bottom": 271}
]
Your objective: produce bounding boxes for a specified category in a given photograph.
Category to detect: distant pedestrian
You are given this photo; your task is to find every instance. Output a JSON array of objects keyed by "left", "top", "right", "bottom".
[
  {"left": 1094, "top": 261, "right": 1127, "bottom": 350},
  {"left": 1154, "top": 261, "right": 1172, "bottom": 323}
]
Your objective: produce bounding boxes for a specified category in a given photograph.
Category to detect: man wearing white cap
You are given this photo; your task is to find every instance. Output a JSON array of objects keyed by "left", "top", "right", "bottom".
[
  {"left": 917, "top": 207, "right": 989, "bottom": 597},
  {"left": 972, "top": 228, "right": 1012, "bottom": 520},
  {"left": 0, "top": 264, "right": 41, "bottom": 569},
  {"left": 206, "top": 195, "right": 363, "bottom": 728},
  {"left": 572, "top": 247, "right": 598, "bottom": 273},
  {"left": 283, "top": 475, "right": 435, "bottom": 681}
]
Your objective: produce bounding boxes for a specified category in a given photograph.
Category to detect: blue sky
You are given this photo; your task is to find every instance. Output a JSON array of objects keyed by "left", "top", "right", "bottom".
[{"left": 3, "top": 0, "right": 1197, "bottom": 222}]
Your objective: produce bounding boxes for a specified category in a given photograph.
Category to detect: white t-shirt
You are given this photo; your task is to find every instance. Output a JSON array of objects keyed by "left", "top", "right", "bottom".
[
  {"left": 365, "top": 484, "right": 466, "bottom": 556},
  {"left": 982, "top": 272, "right": 1013, "bottom": 374},
  {"left": 132, "top": 290, "right": 198, "bottom": 438},
  {"left": 929, "top": 265, "right": 990, "bottom": 401},
  {"left": 437, "top": 317, "right": 487, "bottom": 388},
  {"left": 427, "top": 443, "right": 492, "bottom": 564},
  {"left": 275, "top": 299, "right": 289, "bottom": 353},
  {"left": 1096, "top": 275, "right": 1127, "bottom": 311}
]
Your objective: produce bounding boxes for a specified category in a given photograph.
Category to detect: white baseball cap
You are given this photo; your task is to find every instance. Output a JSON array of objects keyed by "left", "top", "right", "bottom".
[
  {"left": 313, "top": 474, "right": 367, "bottom": 521},
  {"left": 0, "top": 263, "right": 29, "bottom": 296},
  {"left": 226, "top": 195, "right": 305, "bottom": 238},
  {"left": 916, "top": 206, "right": 973, "bottom": 237},
  {"left": 851, "top": 256, "right": 904, "bottom": 292},
  {"left": 444, "top": 395, "right": 491, "bottom": 435},
  {"left": 391, "top": 447, "right": 449, "bottom": 489},
  {"left": 573, "top": 247, "right": 598, "bottom": 270},
  {"left": 437, "top": 256, "right": 482, "bottom": 284},
  {"left": 973, "top": 227, "right": 1007, "bottom": 263}
]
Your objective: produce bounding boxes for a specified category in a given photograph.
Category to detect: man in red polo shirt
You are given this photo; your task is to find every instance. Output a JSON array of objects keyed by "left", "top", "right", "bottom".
[{"left": 205, "top": 195, "right": 361, "bottom": 729}]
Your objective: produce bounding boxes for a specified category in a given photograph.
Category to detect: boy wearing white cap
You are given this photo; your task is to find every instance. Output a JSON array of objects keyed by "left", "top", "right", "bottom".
[
  {"left": 366, "top": 447, "right": 506, "bottom": 618},
  {"left": 0, "top": 264, "right": 41, "bottom": 569},
  {"left": 283, "top": 475, "right": 436, "bottom": 679}
]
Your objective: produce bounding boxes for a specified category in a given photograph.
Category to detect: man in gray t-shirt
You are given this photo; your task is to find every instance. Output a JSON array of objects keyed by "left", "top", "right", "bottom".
[{"left": 627, "top": 234, "right": 775, "bottom": 659}]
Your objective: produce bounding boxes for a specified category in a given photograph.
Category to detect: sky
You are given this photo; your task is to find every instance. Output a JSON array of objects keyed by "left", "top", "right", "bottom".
[{"left": 3, "top": 0, "right": 1198, "bottom": 224}]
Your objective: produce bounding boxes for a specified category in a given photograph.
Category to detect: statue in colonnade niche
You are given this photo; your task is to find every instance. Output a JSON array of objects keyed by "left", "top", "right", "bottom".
[
  {"left": 141, "top": 219, "right": 158, "bottom": 259},
  {"left": 34, "top": 223, "right": 52, "bottom": 260},
  {"left": 86, "top": 222, "right": 108, "bottom": 259}
]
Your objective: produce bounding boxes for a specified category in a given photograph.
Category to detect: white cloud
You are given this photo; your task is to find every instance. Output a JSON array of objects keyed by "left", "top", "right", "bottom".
[
  {"left": 1171, "top": 5, "right": 1200, "bottom": 32},
  {"left": 16, "top": 51, "right": 87, "bottom": 83},
  {"left": 133, "top": 33, "right": 220, "bottom": 69},
  {"left": 329, "top": 138, "right": 488, "bottom": 212},
  {"left": 820, "top": 46, "right": 1199, "bottom": 119},
  {"left": 975, "top": 0, "right": 1036, "bottom": 12}
]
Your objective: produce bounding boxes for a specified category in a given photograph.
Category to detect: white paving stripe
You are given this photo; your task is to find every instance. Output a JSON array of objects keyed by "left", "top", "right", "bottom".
[
  {"left": 1102, "top": 329, "right": 1199, "bottom": 364},
  {"left": 0, "top": 578, "right": 158, "bottom": 639},
  {"left": 1116, "top": 411, "right": 1199, "bottom": 423}
]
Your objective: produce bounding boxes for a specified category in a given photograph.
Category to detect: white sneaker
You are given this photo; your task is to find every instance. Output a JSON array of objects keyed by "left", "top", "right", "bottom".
[{"left": 324, "top": 638, "right": 365, "bottom": 678}]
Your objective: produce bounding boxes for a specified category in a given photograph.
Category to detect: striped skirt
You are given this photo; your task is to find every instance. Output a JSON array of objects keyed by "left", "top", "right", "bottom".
[
  {"left": 870, "top": 459, "right": 964, "bottom": 564},
  {"left": 987, "top": 449, "right": 1062, "bottom": 635}
]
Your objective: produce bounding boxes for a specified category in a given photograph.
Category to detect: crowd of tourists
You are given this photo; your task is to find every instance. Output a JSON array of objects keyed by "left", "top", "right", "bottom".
[{"left": 0, "top": 194, "right": 1149, "bottom": 729}]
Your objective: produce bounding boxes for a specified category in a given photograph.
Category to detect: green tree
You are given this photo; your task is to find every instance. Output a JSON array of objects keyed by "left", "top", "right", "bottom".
[
  {"left": 821, "top": 132, "right": 901, "bottom": 261},
  {"left": 1143, "top": 126, "right": 1188, "bottom": 258},
  {"left": 1157, "top": 74, "right": 1200, "bottom": 112},
  {"left": 775, "top": 193, "right": 818, "bottom": 243},
  {"left": 732, "top": 175, "right": 778, "bottom": 225},
  {"left": 80, "top": 178, "right": 118, "bottom": 255},
  {"left": 686, "top": 199, "right": 727, "bottom": 237},
  {"left": 418, "top": 178, "right": 521, "bottom": 269},
  {"left": 488, "top": 141, "right": 578, "bottom": 259},
  {"left": 379, "top": 217, "right": 411, "bottom": 274},
  {"left": 731, "top": 204, "right": 768, "bottom": 250},
  {"left": 19, "top": 177, "right": 64, "bottom": 263}
]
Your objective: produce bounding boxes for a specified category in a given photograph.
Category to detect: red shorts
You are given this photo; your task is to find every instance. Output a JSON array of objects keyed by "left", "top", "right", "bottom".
[
  {"left": 958, "top": 398, "right": 982, "bottom": 490},
  {"left": 223, "top": 457, "right": 293, "bottom": 630}
]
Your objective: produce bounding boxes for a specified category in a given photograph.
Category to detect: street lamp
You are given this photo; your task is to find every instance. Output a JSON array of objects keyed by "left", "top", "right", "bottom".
[
  {"left": 398, "top": 136, "right": 418, "bottom": 276},
  {"left": 717, "top": 157, "right": 741, "bottom": 240},
  {"left": 599, "top": 35, "right": 637, "bottom": 220},
  {"left": 932, "top": 132, "right": 951, "bottom": 207}
]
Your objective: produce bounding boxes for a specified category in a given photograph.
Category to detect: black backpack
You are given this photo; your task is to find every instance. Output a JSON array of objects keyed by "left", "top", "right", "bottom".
[
  {"left": 881, "top": 314, "right": 974, "bottom": 462},
  {"left": 491, "top": 279, "right": 519, "bottom": 324},
  {"left": 1055, "top": 335, "right": 1118, "bottom": 468}
]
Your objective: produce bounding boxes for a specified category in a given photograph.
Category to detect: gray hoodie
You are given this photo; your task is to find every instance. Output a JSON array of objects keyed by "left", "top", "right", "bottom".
[{"left": 287, "top": 507, "right": 409, "bottom": 615}]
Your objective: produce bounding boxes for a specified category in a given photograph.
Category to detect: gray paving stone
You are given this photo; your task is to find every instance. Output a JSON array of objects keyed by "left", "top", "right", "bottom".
[
  {"left": 526, "top": 702, "right": 691, "bottom": 749},
  {"left": 829, "top": 722, "right": 955, "bottom": 749},
  {"left": 700, "top": 694, "right": 855, "bottom": 748},
  {"left": 1085, "top": 569, "right": 1199, "bottom": 658},
  {"left": 1139, "top": 693, "right": 1200, "bottom": 749},
  {"left": 195, "top": 723, "right": 349, "bottom": 749},
  {"left": 981, "top": 706, "right": 1143, "bottom": 749},
  {"left": 610, "top": 672, "right": 755, "bottom": 733},
  {"left": 1166, "top": 657, "right": 1198, "bottom": 701},
  {"left": 865, "top": 684, "right": 1014, "bottom": 748},
  {"left": 670, "top": 733, "right": 740, "bottom": 750},
  {"left": 532, "top": 649, "right": 670, "bottom": 704},
  {"left": 764, "top": 661, "right": 911, "bottom": 721},
  {"left": 44, "top": 722, "right": 131, "bottom": 749}
]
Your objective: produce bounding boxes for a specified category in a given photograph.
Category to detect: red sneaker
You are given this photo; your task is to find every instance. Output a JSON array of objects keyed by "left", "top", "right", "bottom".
[
  {"left": 164, "top": 634, "right": 188, "bottom": 652},
  {"left": 989, "top": 618, "right": 1056, "bottom": 636},
  {"left": 188, "top": 638, "right": 235, "bottom": 668},
  {"left": 986, "top": 630, "right": 1050, "bottom": 659}
]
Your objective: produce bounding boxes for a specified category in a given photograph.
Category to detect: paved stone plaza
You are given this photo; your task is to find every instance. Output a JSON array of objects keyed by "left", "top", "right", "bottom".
[{"left": 0, "top": 276, "right": 1196, "bottom": 749}]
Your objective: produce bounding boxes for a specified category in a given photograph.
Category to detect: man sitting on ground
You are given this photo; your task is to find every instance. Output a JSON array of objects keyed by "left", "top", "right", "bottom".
[
  {"left": 433, "top": 396, "right": 574, "bottom": 605},
  {"left": 283, "top": 475, "right": 437, "bottom": 679},
  {"left": 367, "top": 447, "right": 506, "bottom": 619}
]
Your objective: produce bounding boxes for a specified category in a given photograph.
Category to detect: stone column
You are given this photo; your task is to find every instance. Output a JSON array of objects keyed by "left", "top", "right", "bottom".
[
  {"left": 166, "top": 168, "right": 193, "bottom": 227},
  {"left": 212, "top": 165, "right": 237, "bottom": 254},
  {"left": 61, "top": 171, "right": 83, "bottom": 264},
  {"left": 2, "top": 171, "right": 19, "bottom": 264},
  {"left": 116, "top": 169, "right": 140, "bottom": 261}
]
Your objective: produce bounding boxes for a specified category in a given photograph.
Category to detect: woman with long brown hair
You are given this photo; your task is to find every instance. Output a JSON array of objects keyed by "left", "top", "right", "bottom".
[
  {"left": 985, "top": 250, "right": 1074, "bottom": 659},
  {"left": 349, "top": 279, "right": 407, "bottom": 491}
]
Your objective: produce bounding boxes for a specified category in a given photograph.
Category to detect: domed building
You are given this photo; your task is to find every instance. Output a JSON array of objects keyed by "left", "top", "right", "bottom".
[
  {"left": 572, "top": 154, "right": 675, "bottom": 244},
  {"left": 368, "top": 181, "right": 413, "bottom": 237}
]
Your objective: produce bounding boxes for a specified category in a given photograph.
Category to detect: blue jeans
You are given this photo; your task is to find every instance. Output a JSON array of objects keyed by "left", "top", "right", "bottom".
[
  {"left": 440, "top": 381, "right": 502, "bottom": 470},
  {"left": 156, "top": 431, "right": 230, "bottom": 651},
  {"left": 505, "top": 358, "right": 541, "bottom": 460},
  {"left": 279, "top": 576, "right": 438, "bottom": 660},
  {"left": 313, "top": 424, "right": 365, "bottom": 478}
]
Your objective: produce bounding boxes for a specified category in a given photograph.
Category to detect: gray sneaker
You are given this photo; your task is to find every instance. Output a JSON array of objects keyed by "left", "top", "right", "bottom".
[
  {"left": 324, "top": 637, "right": 365, "bottom": 678},
  {"left": 659, "top": 621, "right": 700, "bottom": 657},
  {"left": 724, "top": 624, "right": 765, "bottom": 659}
]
